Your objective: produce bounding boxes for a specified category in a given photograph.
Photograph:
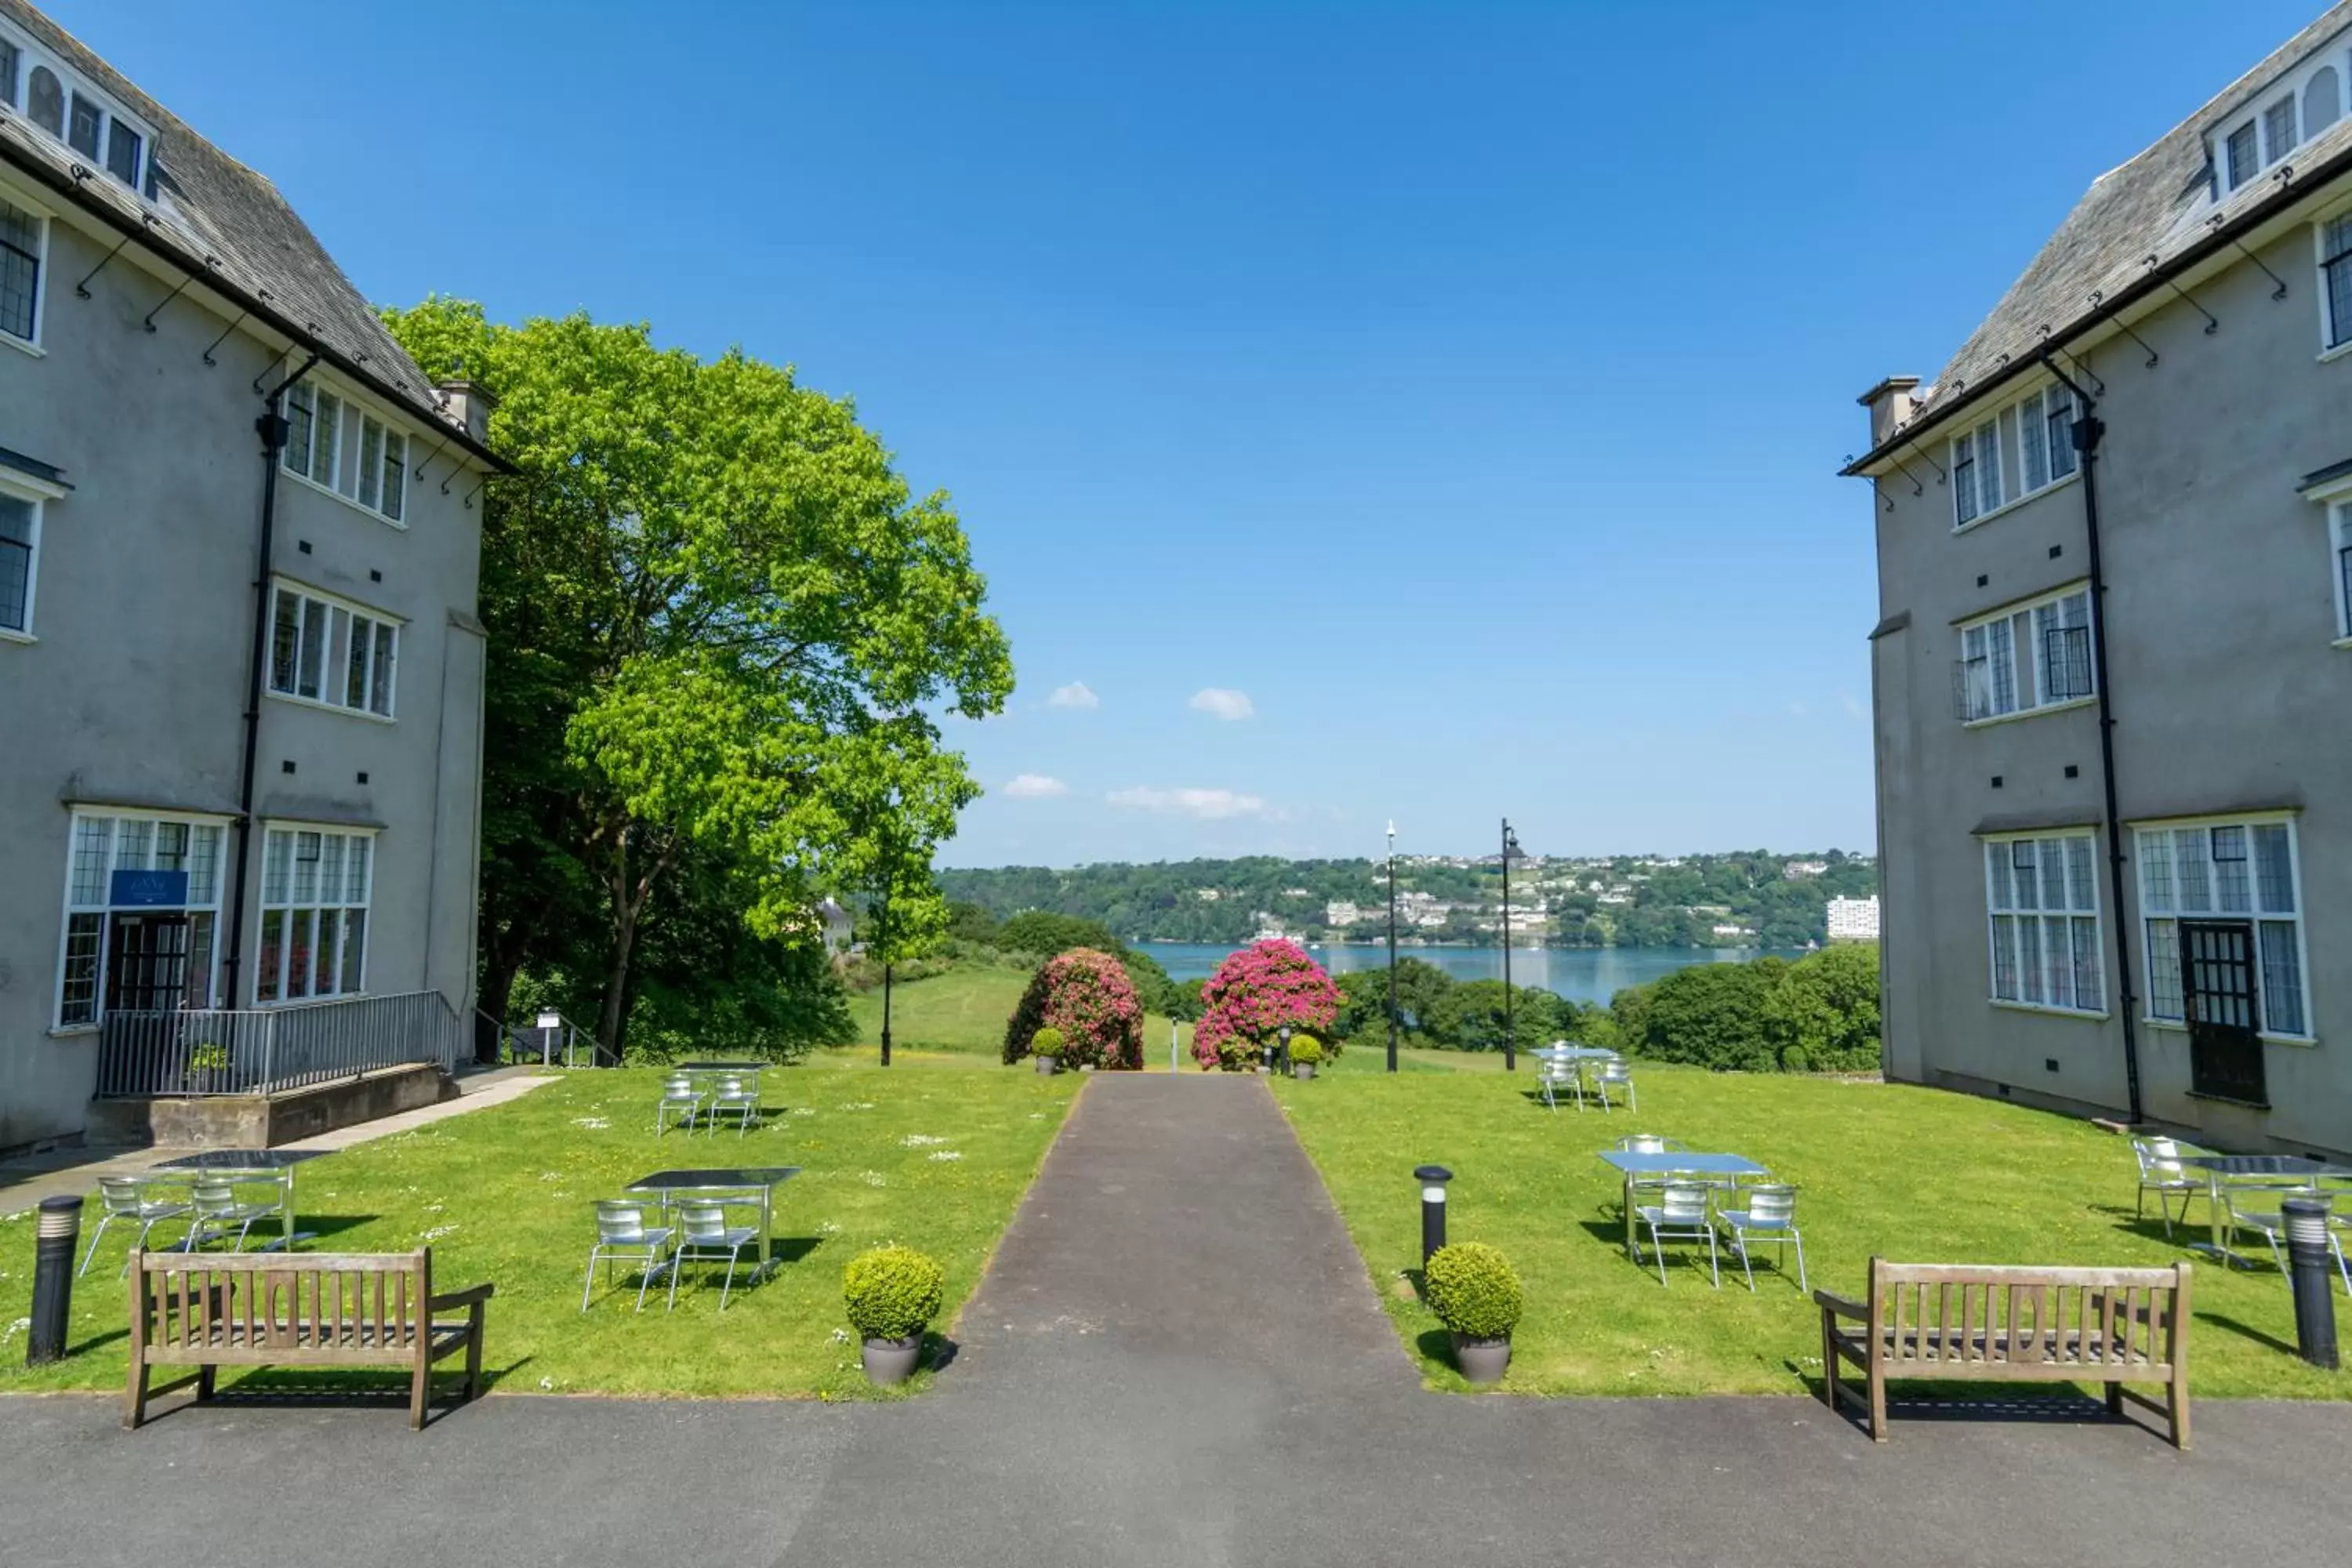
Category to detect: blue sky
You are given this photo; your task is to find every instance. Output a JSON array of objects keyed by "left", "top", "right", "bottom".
[{"left": 50, "top": 0, "right": 2324, "bottom": 865}]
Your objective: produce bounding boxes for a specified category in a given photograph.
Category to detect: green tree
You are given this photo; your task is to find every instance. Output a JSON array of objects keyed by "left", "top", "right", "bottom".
[
  {"left": 996, "top": 911, "right": 1122, "bottom": 956},
  {"left": 1632, "top": 960, "right": 1782, "bottom": 1071},
  {"left": 381, "top": 299, "right": 1012, "bottom": 1055},
  {"left": 1764, "top": 942, "right": 1882, "bottom": 1071}
]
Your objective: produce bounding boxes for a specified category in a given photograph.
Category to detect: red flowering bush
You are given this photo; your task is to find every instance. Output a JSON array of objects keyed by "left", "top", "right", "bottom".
[
  {"left": 1193, "top": 940, "right": 1341, "bottom": 1071},
  {"left": 1002, "top": 949, "right": 1145, "bottom": 1069}
]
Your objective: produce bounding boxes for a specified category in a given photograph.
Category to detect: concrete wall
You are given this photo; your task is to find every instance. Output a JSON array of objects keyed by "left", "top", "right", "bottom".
[
  {"left": 0, "top": 185, "right": 485, "bottom": 1149},
  {"left": 1869, "top": 210, "right": 2352, "bottom": 1157}
]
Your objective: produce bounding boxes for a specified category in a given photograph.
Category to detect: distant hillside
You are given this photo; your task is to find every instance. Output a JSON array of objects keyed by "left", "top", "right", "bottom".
[{"left": 937, "top": 851, "right": 1877, "bottom": 950}]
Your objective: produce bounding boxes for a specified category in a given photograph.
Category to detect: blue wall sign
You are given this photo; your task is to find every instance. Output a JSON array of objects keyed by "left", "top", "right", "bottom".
[{"left": 110, "top": 869, "right": 191, "bottom": 909}]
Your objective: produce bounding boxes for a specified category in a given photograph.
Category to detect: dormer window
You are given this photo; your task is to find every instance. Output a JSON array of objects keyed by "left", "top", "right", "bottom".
[
  {"left": 0, "top": 25, "right": 149, "bottom": 195},
  {"left": 2220, "top": 47, "right": 2348, "bottom": 192}
]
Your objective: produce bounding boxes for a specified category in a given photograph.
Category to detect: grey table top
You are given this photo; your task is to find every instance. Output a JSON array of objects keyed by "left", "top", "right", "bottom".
[
  {"left": 2178, "top": 1154, "right": 2351, "bottom": 1178},
  {"left": 1533, "top": 1046, "right": 1620, "bottom": 1062},
  {"left": 677, "top": 1061, "right": 771, "bottom": 1073},
  {"left": 1597, "top": 1151, "right": 1769, "bottom": 1177},
  {"left": 151, "top": 1149, "right": 323, "bottom": 1171},
  {"left": 626, "top": 1167, "right": 802, "bottom": 1192}
]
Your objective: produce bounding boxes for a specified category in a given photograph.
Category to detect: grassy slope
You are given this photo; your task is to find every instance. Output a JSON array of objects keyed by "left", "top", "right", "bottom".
[
  {"left": 1, "top": 1055, "right": 1076, "bottom": 1400},
  {"left": 1276, "top": 1065, "right": 2349, "bottom": 1399},
  {"left": 845, "top": 963, "right": 1189, "bottom": 1067}
]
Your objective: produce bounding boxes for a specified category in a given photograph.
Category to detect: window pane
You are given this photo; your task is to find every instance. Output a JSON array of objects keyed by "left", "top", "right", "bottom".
[
  {"left": 284, "top": 383, "right": 314, "bottom": 476},
  {"left": 2010, "top": 840, "right": 2039, "bottom": 909},
  {"left": 286, "top": 910, "right": 314, "bottom": 1000},
  {"left": 1988, "top": 618, "right": 2016, "bottom": 713},
  {"left": 346, "top": 836, "right": 371, "bottom": 902},
  {"left": 0, "top": 497, "right": 28, "bottom": 630},
  {"left": 2046, "top": 390, "right": 2077, "bottom": 480},
  {"left": 263, "top": 830, "right": 291, "bottom": 903},
  {"left": 1976, "top": 425, "right": 2003, "bottom": 514},
  {"left": 292, "top": 831, "right": 321, "bottom": 902},
  {"left": 381, "top": 434, "right": 405, "bottom": 521},
  {"left": 105, "top": 119, "right": 140, "bottom": 185},
  {"left": 69, "top": 816, "right": 113, "bottom": 905},
  {"left": 2042, "top": 916, "right": 2074, "bottom": 1010},
  {"left": 327, "top": 607, "right": 350, "bottom": 706},
  {"left": 114, "top": 818, "right": 151, "bottom": 871},
  {"left": 152, "top": 821, "right": 189, "bottom": 871},
  {"left": 2063, "top": 836, "right": 2096, "bottom": 913},
  {"left": 2073, "top": 916, "right": 2104, "bottom": 1012},
  {"left": 2253, "top": 824, "right": 2295, "bottom": 913},
  {"left": 1986, "top": 844, "right": 2013, "bottom": 911},
  {"left": 370, "top": 623, "right": 394, "bottom": 715},
  {"left": 2145, "top": 918, "right": 2183, "bottom": 1019},
  {"left": 313, "top": 394, "right": 339, "bottom": 487},
  {"left": 2310, "top": 67, "right": 2343, "bottom": 133},
  {"left": 2018, "top": 917, "right": 2045, "bottom": 1004},
  {"left": 59, "top": 913, "right": 101, "bottom": 1024},
  {"left": 2211, "top": 826, "right": 2251, "bottom": 912},
  {"left": 2020, "top": 394, "right": 2048, "bottom": 490},
  {"left": 358, "top": 418, "right": 382, "bottom": 509},
  {"left": 2259, "top": 920, "right": 2305, "bottom": 1035},
  {"left": 28, "top": 66, "right": 62, "bottom": 136},
  {"left": 67, "top": 92, "right": 101, "bottom": 158},
  {"left": 2174, "top": 830, "right": 2211, "bottom": 911},
  {"left": 257, "top": 909, "right": 283, "bottom": 1003},
  {"left": 183, "top": 913, "right": 214, "bottom": 1010},
  {"left": 340, "top": 909, "right": 366, "bottom": 994},
  {"left": 2136, "top": 831, "right": 2173, "bottom": 913},
  {"left": 314, "top": 909, "right": 338, "bottom": 996},
  {"left": 1954, "top": 440, "right": 1978, "bottom": 525},
  {"left": 2227, "top": 121, "right": 2259, "bottom": 188},
  {"left": 318, "top": 834, "right": 346, "bottom": 905},
  {"left": 0, "top": 40, "right": 16, "bottom": 109},
  {"left": 270, "top": 589, "right": 299, "bottom": 692},
  {"left": 189, "top": 825, "right": 222, "bottom": 906},
  {"left": 1991, "top": 915, "right": 2018, "bottom": 999},
  {"left": 298, "top": 596, "right": 325, "bottom": 698},
  {"left": 2038, "top": 837, "right": 2067, "bottom": 911},
  {"left": 2263, "top": 95, "right": 2297, "bottom": 162},
  {"left": 346, "top": 614, "right": 371, "bottom": 707},
  {"left": 0, "top": 195, "right": 40, "bottom": 341}
]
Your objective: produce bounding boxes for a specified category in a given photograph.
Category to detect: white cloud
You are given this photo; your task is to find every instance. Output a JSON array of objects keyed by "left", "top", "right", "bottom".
[
  {"left": 1189, "top": 687, "right": 1254, "bottom": 721},
  {"left": 1787, "top": 700, "right": 1810, "bottom": 718},
  {"left": 1048, "top": 682, "right": 1099, "bottom": 710},
  {"left": 1107, "top": 786, "right": 1270, "bottom": 820},
  {"left": 1840, "top": 692, "right": 1867, "bottom": 720},
  {"left": 1001, "top": 774, "right": 1069, "bottom": 798}
]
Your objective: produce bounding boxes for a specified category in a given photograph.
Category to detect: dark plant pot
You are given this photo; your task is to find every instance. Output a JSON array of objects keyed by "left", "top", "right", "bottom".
[
  {"left": 1035, "top": 1056, "right": 1060, "bottom": 1075},
  {"left": 1451, "top": 1333, "right": 1511, "bottom": 1385},
  {"left": 862, "top": 1334, "right": 924, "bottom": 1385},
  {"left": 1293, "top": 1064, "right": 1316, "bottom": 1080}
]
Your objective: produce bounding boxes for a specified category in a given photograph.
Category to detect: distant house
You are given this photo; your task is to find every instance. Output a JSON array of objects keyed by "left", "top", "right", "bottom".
[
  {"left": 1826, "top": 897, "right": 1881, "bottom": 944},
  {"left": 817, "top": 898, "right": 854, "bottom": 954},
  {"left": 1783, "top": 861, "right": 1830, "bottom": 880},
  {"left": 1711, "top": 923, "right": 1755, "bottom": 938},
  {"left": 1325, "top": 900, "right": 1363, "bottom": 927}
]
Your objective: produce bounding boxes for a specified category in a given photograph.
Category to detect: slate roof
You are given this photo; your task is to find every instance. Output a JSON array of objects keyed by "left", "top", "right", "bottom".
[
  {"left": 1857, "top": 2, "right": 2352, "bottom": 468},
  {"left": 0, "top": 0, "right": 489, "bottom": 459}
]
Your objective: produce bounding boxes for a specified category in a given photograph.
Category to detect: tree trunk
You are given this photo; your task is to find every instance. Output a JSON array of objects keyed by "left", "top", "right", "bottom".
[{"left": 593, "top": 829, "right": 672, "bottom": 1064}]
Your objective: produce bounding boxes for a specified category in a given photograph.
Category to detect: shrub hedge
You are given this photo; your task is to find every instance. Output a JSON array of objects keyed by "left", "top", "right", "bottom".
[{"left": 1000, "top": 949, "right": 1145, "bottom": 1069}]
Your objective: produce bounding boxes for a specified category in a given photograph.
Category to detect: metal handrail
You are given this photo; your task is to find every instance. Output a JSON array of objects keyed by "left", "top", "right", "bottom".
[{"left": 95, "top": 990, "right": 466, "bottom": 1098}]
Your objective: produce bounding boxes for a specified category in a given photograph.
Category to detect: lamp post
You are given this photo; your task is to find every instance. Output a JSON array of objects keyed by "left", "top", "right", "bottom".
[
  {"left": 1386, "top": 821, "right": 1399, "bottom": 1074},
  {"left": 1500, "top": 818, "right": 1523, "bottom": 1073}
]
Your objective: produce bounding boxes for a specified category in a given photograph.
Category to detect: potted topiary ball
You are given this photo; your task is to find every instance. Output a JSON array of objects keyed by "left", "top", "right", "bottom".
[
  {"left": 1030, "top": 1027, "right": 1065, "bottom": 1075},
  {"left": 1423, "top": 1241, "right": 1523, "bottom": 1385},
  {"left": 1289, "top": 1035, "right": 1323, "bottom": 1080},
  {"left": 843, "top": 1243, "right": 946, "bottom": 1386}
]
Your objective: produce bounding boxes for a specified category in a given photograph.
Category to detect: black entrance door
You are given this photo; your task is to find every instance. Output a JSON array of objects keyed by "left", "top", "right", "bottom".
[
  {"left": 2181, "top": 919, "right": 2266, "bottom": 1105},
  {"left": 105, "top": 913, "right": 191, "bottom": 1012}
]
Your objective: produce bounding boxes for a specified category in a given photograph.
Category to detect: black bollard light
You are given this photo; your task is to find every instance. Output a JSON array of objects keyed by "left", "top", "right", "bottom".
[
  {"left": 2282, "top": 1194, "right": 2339, "bottom": 1371},
  {"left": 1414, "top": 1164, "right": 1454, "bottom": 1268},
  {"left": 1278, "top": 1024, "right": 1293, "bottom": 1076},
  {"left": 27, "top": 1194, "right": 82, "bottom": 1366}
]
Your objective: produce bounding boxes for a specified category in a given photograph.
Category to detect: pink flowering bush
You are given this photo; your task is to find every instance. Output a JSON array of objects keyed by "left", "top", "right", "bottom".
[
  {"left": 1002, "top": 949, "right": 1145, "bottom": 1070},
  {"left": 1193, "top": 940, "right": 1341, "bottom": 1071}
]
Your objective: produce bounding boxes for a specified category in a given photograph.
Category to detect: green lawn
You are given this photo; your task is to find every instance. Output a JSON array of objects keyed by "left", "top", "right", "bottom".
[
  {"left": 847, "top": 962, "right": 1189, "bottom": 1067},
  {"left": 1276, "top": 1065, "right": 2350, "bottom": 1399},
  {"left": 0, "top": 1054, "right": 1076, "bottom": 1400}
]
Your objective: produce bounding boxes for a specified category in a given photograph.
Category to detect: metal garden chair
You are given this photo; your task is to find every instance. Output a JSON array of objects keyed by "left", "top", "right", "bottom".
[
  {"left": 2131, "top": 1137, "right": 2201, "bottom": 1239},
  {"left": 580, "top": 1200, "right": 676, "bottom": 1312},
  {"left": 1536, "top": 1054, "right": 1583, "bottom": 1112},
  {"left": 667, "top": 1200, "right": 763, "bottom": 1311},
  {"left": 1613, "top": 1134, "right": 1687, "bottom": 1154},
  {"left": 182, "top": 1178, "right": 281, "bottom": 1254},
  {"left": 1592, "top": 1060, "right": 1636, "bottom": 1114},
  {"left": 2216, "top": 1181, "right": 2310, "bottom": 1274},
  {"left": 79, "top": 1176, "right": 191, "bottom": 1276},
  {"left": 655, "top": 1074, "right": 703, "bottom": 1136},
  {"left": 706, "top": 1075, "right": 760, "bottom": 1137},
  {"left": 1631, "top": 1179, "right": 1719, "bottom": 1287},
  {"left": 1715, "top": 1182, "right": 1807, "bottom": 1291}
]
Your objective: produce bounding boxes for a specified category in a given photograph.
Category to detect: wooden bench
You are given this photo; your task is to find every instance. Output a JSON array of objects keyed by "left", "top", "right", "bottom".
[
  {"left": 126, "top": 1247, "right": 494, "bottom": 1430},
  {"left": 1815, "top": 1258, "right": 2190, "bottom": 1447}
]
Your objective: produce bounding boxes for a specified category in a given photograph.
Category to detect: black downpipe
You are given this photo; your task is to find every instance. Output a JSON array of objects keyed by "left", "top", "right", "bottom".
[
  {"left": 2042, "top": 352, "right": 2144, "bottom": 1125},
  {"left": 220, "top": 354, "right": 321, "bottom": 1009}
]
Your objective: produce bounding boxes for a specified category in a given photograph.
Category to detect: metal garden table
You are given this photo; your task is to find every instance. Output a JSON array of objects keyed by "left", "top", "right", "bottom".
[
  {"left": 624, "top": 1166, "right": 801, "bottom": 1280},
  {"left": 2176, "top": 1152, "right": 2352, "bottom": 1264},
  {"left": 146, "top": 1148, "right": 325, "bottom": 1252},
  {"left": 1596, "top": 1150, "right": 1770, "bottom": 1260}
]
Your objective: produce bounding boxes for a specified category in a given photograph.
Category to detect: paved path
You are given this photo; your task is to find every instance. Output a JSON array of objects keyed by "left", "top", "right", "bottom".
[
  {"left": 7, "top": 1073, "right": 2352, "bottom": 1566},
  {"left": 0, "top": 1067, "right": 559, "bottom": 1213}
]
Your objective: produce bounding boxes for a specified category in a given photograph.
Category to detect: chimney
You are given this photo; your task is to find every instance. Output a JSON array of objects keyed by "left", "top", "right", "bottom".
[
  {"left": 1857, "top": 376, "right": 1923, "bottom": 449},
  {"left": 435, "top": 380, "right": 497, "bottom": 445}
]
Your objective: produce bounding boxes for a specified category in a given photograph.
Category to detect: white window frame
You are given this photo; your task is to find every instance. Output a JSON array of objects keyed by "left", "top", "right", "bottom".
[
  {"left": 2131, "top": 813, "right": 2312, "bottom": 1044},
  {"left": 281, "top": 374, "right": 412, "bottom": 527},
  {"left": 0, "top": 180, "right": 51, "bottom": 354},
  {"left": 2216, "top": 47, "right": 2352, "bottom": 195},
  {"left": 1982, "top": 831, "right": 2107, "bottom": 1018},
  {"left": 1949, "top": 380, "right": 2079, "bottom": 532},
  {"left": 2316, "top": 198, "right": 2352, "bottom": 359},
  {"left": 1955, "top": 581, "right": 2096, "bottom": 724},
  {"left": 266, "top": 578, "right": 401, "bottom": 720},
  {"left": 52, "top": 808, "right": 234, "bottom": 1031},
  {"left": 0, "top": 18, "right": 154, "bottom": 195},
  {"left": 256, "top": 824, "right": 376, "bottom": 1006},
  {"left": 2334, "top": 502, "right": 2352, "bottom": 648},
  {"left": 0, "top": 464, "right": 64, "bottom": 641}
]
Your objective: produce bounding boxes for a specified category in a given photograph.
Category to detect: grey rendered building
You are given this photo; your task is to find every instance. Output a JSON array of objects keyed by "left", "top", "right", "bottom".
[
  {"left": 1849, "top": 6, "right": 2352, "bottom": 1158},
  {"left": 0, "top": 2, "right": 498, "bottom": 1149}
]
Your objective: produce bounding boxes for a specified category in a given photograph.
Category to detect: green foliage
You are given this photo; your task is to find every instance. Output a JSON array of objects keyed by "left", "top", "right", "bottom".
[
  {"left": 1613, "top": 945, "right": 1880, "bottom": 1073},
  {"left": 1029, "top": 1027, "right": 1065, "bottom": 1058},
  {"left": 378, "top": 297, "right": 1012, "bottom": 1058},
  {"left": 1331, "top": 968, "right": 1392, "bottom": 1040},
  {"left": 996, "top": 911, "right": 1121, "bottom": 956},
  {"left": 187, "top": 1042, "right": 230, "bottom": 1073},
  {"left": 1288, "top": 1034, "right": 1324, "bottom": 1065},
  {"left": 1628, "top": 960, "right": 1782, "bottom": 1072},
  {"left": 840, "top": 1243, "right": 946, "bottom": 1342},
  {"left": 1000, "top": 949, "right": 1145, "bottom": 1069},
  {"left": 945, "top": 901, "right": 1001, "bottom": 946},
  {"left": 1422, "top": 1242, "right": 1523, "bottom": 1339},
  {"left": 1763, "top": 942, "right": 1883, "bottom": 1073}
]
